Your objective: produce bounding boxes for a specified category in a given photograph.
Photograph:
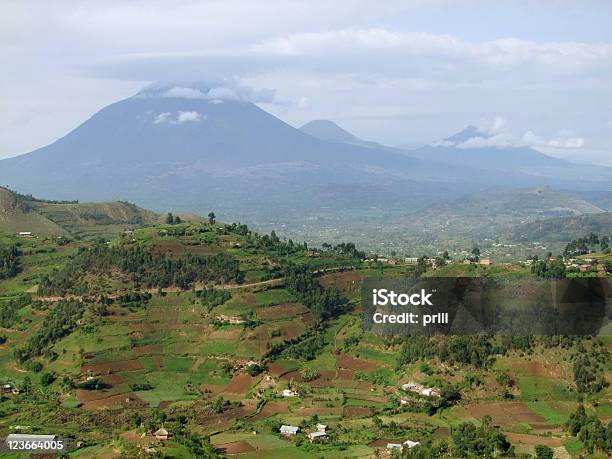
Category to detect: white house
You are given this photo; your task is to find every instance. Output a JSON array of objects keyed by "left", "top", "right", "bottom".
[
  {"left": 401, "top": 383, "right": 417, "bottom": 391},
  {"left": 280, "top": 425, "right": 299, "bottom": 436},
  {"left": 282, "top": 389, "right": 298, "bottom": 397},
  {"left": 316, "top": 423, "right": 327, "bottom": 432},
  {"left": 154, "top": 428, "right": 169, "bottom": 441},
  {"left": 308, "top": 431, "right": 327, "bottom": 442},
  {"left": 18, "top": 232, "right": 32, "bottom": 237},
  {"left": 420, "top": 388, "right": 439, "bottom": 397},
  {"left": 386, "top": 443, "right": 402, "bottom": 450},
  {"left": 404, "top": 440, "right": 420, "bottom": 449}
]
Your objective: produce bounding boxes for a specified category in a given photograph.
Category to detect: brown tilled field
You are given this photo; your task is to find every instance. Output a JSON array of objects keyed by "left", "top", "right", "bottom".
[
  {"left": 216, "top": 440, "right": 256, "bottom": 454},
  {"left": 337, "top": 353, "right": 381, "bottom": 371},
  {"left": 504, "top": 432, "right": 563, "bottom": 447},
  {"left": 343, "top": 407, "right": 373, "bottom": 417},
  {"left": 255, "top": 302, "right": 309, "bottom": 320},
  {"left": 251, "top": 400, "right": 290, "bottom": 420},
  {"left": 82, "top": 359, "right": 143, "bottom": 375},
  {"left": 465, "top": 401, "right": 545, "bottom": 426},
  {"left": 318, "top": 271, "right": 363, "bottom": 293},
  {"left": 266, "top": 362, "right": 293, "bottom": 378},
  {"left": 132, "top": 344, "right": 163, "bottom": 355},
  {"left": 223, "top": 372, "right": 257, "bottom": 396},
  {"left": 79, "top": 392, "right": 146, "bottom": 410},
  {"left": 513, "top": 361, "right": 566, "bottom": 379}
]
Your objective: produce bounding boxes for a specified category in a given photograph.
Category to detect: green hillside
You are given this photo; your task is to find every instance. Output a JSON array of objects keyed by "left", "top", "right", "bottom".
[
  {"left": 0, "top": 187, "right": 170, "bottom": 239},
  {"left": 0, "top": 201, "right": 610, "bottom": 458},
  {"left": 0, "top": 187, "right": 67, "bottom": 235},
  {"left": 508, "top": 212, "right": 612, "bottom": 243}
]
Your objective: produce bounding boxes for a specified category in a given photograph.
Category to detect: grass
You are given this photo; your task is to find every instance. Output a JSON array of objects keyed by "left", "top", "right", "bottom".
[
  {"left": 138, "top": 371, "right": 199, "bottom": 405},
  {"left": 200, "top": 340, "right": 238, "bottom": 356},
  {"left": 254, "top": 289, "right": 296, "bottom": 306},
  {"left": 321, "top": 445, "right": 374, "bottom": 458},
  {"left": 563, "top": 437, "right": 583, "bottom": 457},
  {"left": 518, "top": 375, "right": 574, "bottom": 401},
  {"left": 593, "top": 402, "right": 612, "bottom": 417},
  {"left": 303, "top": 352, "right": 336, "bottom": 372},
  {"left": 344, "top": 398, "right": 385, "bottom": 408},
  {"left": 526, "top": 401, "right": 571, "bottom": 425},
  {"left": 242, "top": 447, "right": 316, "bottom": 459},
  {"left": 353, "top": 346, "right": 396, "bottom": 366},
  {"left": 161, "top": 355, "right": 193, "bottom": 372}
]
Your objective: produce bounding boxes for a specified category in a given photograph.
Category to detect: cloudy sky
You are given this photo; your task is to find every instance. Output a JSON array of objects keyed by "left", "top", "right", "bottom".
[{"left": 2, "top": 0, "right": 612, "bottom": 164}]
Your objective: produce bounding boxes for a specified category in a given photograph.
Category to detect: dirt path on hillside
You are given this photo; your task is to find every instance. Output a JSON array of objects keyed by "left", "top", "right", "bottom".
[{"left": 36, "top": 278, "right": 285, "bottom": 302}]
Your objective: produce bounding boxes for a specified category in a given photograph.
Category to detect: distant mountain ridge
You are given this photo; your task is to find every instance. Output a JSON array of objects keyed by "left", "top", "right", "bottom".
[
  {"left": 1, "top": 85, "right": 612, "bottom": 240},
  {"left": 300, "top": 120, "right": 361, "bottom": 144},
  {"left": 429, "top": 186, "right": 604, "bottom": 219}
]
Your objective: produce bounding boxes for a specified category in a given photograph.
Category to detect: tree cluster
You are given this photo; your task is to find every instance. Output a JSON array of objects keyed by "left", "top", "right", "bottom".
[
  {"left": 0, "top": 245, "right": 21, "bottom": 279},
  {"left": 0, "top": 294, "right": 31, "bottom": 328},
  {"left": 531, "top": 257, "right": 566, "bottom": 279},
  {"left": 566, "top": 405, "right": 611, "bottom": 455},
  {"left": 38, "top": 240, "right": 244, "bottom": 295},
  {"left": 196, "top": 287, "right": 231, "bottom": 311},
  {"left": 451, "top": 417, "right": 510, "bottom": 458},
  {"left": 284, "top": 266, "right": 347, "bottom": 322},
  {"left": 398, "top": 336, "right": 496, "bottom": 369},
  {"left": 13, "top": 300, "right": 83, "bottom": 362},
  {"left": 564, "top": 232, "right": 610, "bottom": 256},
  {"left": 165, "top": 212, "right": 182, "bottom": 225},
  {"left": 572, "top": 342, "right": 609, "bottom": 394},
  {"left": 321, "top": 242, "right": 365, "bottom": 259}
]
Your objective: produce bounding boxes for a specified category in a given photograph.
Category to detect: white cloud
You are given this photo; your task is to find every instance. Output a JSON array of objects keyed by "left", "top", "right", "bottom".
[
  {"left": 205, "top": 87, "right": 239, "bottom": 101},
  {"left": 519, "top": 131, "right": 584, "bottom": 149},
  {"left": 253, "top": 28, "right": 612, "bottom": 74},
  {"left": 456, "top": 133, "right": 515, "bottom": 149},
  {"left": 153, "top": 112, "right": 171, "bottom": 124},
  {"left": 176, "top": 111, "right": 202, "bottom": 123},
  {"left": 152, "top": 110, "right": 204, "bottom": 124},
  {"left": 447, "top": 117, "right": 585, "bottom": 151},
  {"left": 142, "top": 83, "right": 276, "bottom": 103},
  {"left": 163, "top": 87, "right": 207, "bottom": 99}
]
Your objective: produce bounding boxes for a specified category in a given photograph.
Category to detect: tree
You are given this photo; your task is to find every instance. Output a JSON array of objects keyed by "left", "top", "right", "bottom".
[
  {"left": 535, "top": 445, "right": 553, "bottom": 459},
  {"left": 40, "top": 372, "right": 56, "bottom": 386},
  {"left": 165, "top": 212, "right": 174, "bottom": 224},
  {"left": 601, "top": 236, "right": 610, "bottom": 252},
  {"left": 22, "top": 376, "right": 32, "bottom": 394},
  {"left": 208, "top": 212, "right": 216, "bottom": 225},
  {"left": 0, "top": 245, "right": 21, "bottom": 279},
  {"left": 299, "top": 366, "right": 320, "bottom": 382},
  {"left": 174, "top": 215, "right": 182, "bottom": 224},
  {"left": 452, "top": 418, "right": 509, "bottom": 458},
  {"left": 415, "top": 256, "right": 427, "bottom": 277},
  {"left": 471, "top": 246, "right": 481, "bottom": 262},
  {"left": 531, "top": 258, "right": 566, "bottom": 279}
]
